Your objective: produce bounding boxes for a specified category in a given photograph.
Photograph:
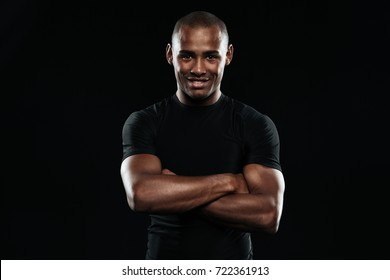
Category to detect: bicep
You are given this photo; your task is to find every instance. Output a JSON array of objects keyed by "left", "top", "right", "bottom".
[
  {"left": 243, "top": 163, "right": 285, "bottom": 198},
  {"left": 120, "top": 154, "right": 162, "bottom": 193}
]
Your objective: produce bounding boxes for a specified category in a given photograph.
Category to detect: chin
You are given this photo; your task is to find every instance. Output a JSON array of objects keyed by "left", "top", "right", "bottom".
[
  {"left": 188, "top": 91, "right": 211, "bottom": 100},
  {"left": 190, "top": 94, "right": 208, "bottom": 101}
]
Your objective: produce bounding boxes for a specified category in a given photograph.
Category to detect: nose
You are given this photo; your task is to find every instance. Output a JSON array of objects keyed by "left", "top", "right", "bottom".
[{"left": 190, "top": 58, "right": 206, "bottom": 76}]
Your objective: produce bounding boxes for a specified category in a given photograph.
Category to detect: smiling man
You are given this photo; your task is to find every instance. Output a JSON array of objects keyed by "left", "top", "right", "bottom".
[{"left": 120, "top": 10, "right": 285, "bottom": 260}]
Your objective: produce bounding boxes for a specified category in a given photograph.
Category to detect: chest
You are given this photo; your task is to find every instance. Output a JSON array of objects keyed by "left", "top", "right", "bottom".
[{"left": 155, "top": 108, "right": 244, "bottom": 175}]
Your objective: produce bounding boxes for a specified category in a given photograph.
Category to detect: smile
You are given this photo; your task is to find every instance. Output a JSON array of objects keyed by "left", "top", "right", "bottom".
[{"left": 189, "top": 80, "right": 208, "bottom": 88}]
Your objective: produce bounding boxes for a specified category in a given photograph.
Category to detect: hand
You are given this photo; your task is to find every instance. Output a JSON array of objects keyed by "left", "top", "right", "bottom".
[
  {"left": 234, "top": 173, "right": 249, "bottom": 194},
  {"left": 162, "top": 168, "right": 176, "bottom": 175}
]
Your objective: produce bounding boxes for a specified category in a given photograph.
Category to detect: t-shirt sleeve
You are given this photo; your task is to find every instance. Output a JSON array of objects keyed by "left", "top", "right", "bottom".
[
  {"left": 243, "top": 109, "right": 282, "bottom": 171},
  {"left": 121, "top": 109, "right": 157, "bottom": 162}
]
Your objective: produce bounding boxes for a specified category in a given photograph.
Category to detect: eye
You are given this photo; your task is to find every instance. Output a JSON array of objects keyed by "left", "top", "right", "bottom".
[
  {"left": 179, "top": 54, "right": 192, "bottom": 61},
  {"left": 206, "top": 55, "right": 217, "bottom": 60},
  {"left": 206, "top": 54, "right": 221, "bottom": 61}
]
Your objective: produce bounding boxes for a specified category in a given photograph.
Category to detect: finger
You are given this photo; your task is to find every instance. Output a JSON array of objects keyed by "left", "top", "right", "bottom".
[{"left": 162, "top": 168, "right": 176, "bottom": 175}]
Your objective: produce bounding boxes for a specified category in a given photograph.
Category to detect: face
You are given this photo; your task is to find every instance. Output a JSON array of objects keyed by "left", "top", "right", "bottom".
[{"left": 167, "top": 25, "right": 233, "bottom": 106}]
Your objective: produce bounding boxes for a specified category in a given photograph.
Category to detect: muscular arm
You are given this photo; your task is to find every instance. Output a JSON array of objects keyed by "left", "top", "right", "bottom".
[
  {"left": 120, "top": 154, "right": 248, "bottom": 213},
  {"left": 200, "top": 164, "right": 285, "bottom": 233}
]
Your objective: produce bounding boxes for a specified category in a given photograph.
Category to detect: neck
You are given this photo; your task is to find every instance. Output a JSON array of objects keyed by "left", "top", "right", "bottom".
[{"left": 176, "top": 90, "right": 222, "bottom": 107}]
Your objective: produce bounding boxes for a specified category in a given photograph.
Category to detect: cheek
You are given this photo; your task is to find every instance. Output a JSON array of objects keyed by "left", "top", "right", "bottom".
[
  {"left": 173, "top": 61, "right": 188, "bottom": 73},
  {"left": 180, "top": 62, "right": 193, "bottom": 72},
  {"left": 208, "top": 66, "right": 223, "bottom": 78},
  {"left": 211, "top": 62, "right": 225, "bottom": 73}
]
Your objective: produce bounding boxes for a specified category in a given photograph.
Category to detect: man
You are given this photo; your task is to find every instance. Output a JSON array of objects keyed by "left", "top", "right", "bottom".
[{"left": 120, "top": 11, "right": 285, "bottom": 260}]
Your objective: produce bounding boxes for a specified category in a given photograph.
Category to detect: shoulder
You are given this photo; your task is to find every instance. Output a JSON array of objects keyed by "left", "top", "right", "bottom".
[
  {"left": 225, "top": 96, "right": 275, "bottom": 128},
  {"left": 124, "top": 96, "right": 171, "bottom": 125}
]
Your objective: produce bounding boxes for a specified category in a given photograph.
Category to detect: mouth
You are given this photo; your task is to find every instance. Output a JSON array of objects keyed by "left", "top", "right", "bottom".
[{"left": 187, "top": 78, "right": 210, "bottom": 89}]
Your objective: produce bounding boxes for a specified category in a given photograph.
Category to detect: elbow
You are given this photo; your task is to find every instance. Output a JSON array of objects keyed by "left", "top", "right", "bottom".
[
  {"left": 126, "top": 196, "right": 137, "bottom": 211},
  {"left": 126, "top": 181, "right": 150, "bottom": 213},
  {"left": 127, "top": 196, "right": 144, "bottom": 213},
  {"left": 128, "top": 195, "right": 149, "bottom": 213},
  {"left": 259, "top": 197, "right": 284, "bottom": 234},
  {"left": 265, "top": 217, "right": 280, "bottom": 234},
  {"left": 256, "top": 208, "right": 281, "bottom": 234}
]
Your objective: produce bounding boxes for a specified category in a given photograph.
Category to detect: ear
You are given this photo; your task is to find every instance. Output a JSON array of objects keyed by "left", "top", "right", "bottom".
[
  {"left": 225, "top": 44, "right": 234, "bottom": 65},
  {"left": 166, "top": 43, "right": 173, "bottom": 65}
]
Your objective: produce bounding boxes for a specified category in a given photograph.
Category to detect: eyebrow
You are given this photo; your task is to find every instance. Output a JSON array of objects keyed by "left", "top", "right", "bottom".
[{"left": 179, "top": 50, "right": 221, "bottom": 55}]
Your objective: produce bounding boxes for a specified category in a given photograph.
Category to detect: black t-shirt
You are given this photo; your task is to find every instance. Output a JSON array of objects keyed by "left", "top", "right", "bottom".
[{"left": 121, "top": 93, "right": 281, "bottom": 259}]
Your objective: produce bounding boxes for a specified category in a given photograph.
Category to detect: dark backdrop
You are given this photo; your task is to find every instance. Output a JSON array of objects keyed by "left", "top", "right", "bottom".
[{"left": 2, "top": 1, "right": 389, "bottom": 260}]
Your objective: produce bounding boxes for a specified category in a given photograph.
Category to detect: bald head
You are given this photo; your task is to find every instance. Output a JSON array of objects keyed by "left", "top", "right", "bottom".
[{"left": 171, "top": 11, "right": 229, "bottom": 48}]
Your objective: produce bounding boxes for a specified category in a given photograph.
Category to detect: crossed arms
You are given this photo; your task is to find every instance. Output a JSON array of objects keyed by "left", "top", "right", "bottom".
[{"left": 120, "top": 153, "right": 285, "bottom": 233}]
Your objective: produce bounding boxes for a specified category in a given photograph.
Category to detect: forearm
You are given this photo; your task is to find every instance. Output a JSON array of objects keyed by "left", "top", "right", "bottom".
[
  {"left": 130, "top": 173, "right": 236, "bottom": 213},
  {"left": 200, "top": 193, "right": 279, "bottom": 233}
]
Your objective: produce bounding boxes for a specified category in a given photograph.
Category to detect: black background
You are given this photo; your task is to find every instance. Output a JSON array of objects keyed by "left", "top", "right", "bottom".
[{"left": 2, "top": 1, "right": 389, "bottom": 260}]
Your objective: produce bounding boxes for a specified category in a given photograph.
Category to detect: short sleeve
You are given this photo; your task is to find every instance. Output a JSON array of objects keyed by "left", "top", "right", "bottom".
[
  {"left": 121, "top": 109, "right": 158, "bottom": 162},
  {"left": 243, "top": 108, "right": 282, "bottom": 171}
]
